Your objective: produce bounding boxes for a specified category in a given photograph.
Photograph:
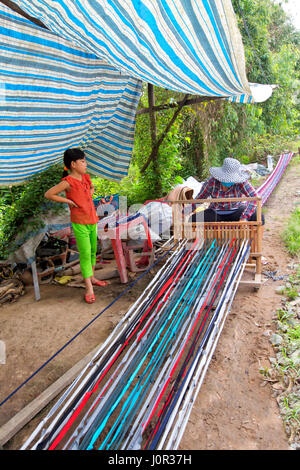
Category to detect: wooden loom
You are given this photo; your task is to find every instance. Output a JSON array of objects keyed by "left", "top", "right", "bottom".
[{"left": 171, "top": 196, "right": 263, "bottom": 290}]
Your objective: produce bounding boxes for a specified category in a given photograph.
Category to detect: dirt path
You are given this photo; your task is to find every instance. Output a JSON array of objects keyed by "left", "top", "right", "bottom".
[
  {"left": 179, "top": 158, "right": 299, "bottom": 450},
  {"left": 0, "top": 159, "right": 299, "bottom": 450}
]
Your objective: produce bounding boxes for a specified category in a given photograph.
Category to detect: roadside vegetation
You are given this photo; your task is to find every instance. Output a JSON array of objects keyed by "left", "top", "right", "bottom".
[
  {"left": 260, "top": 204, "right": 300, "bottom": 449},
  {"left": 282, "top": 207, "right": 300, "bottom": 257}
]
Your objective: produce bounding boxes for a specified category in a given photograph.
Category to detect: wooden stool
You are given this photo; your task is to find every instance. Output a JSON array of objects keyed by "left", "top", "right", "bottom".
[
  {"left": 122, "top": 239, "right": 154, "bottom": 273},
  {"left": 102, "top": 214, "right": 153, "bottom": 283}
]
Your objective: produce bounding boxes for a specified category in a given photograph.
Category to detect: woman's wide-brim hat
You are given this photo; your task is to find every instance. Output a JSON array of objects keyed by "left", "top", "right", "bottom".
[{"left": 209, "top": 158, "right": 250, "bottom": 183}]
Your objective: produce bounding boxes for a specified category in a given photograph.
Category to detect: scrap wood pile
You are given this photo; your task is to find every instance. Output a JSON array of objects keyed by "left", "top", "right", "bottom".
[{"left": 0, "top": 263, "right": 25, "bottom": 305}]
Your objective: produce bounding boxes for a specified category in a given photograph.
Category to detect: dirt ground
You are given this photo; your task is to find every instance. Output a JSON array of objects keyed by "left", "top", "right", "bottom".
[{"left": 0, "top": 158, "right": 299, "bottom": 451}]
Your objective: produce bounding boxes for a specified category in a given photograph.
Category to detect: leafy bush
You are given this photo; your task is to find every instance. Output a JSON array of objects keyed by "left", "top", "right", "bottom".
[
  {"left": 282, "top": 207, "right": 300, "bottom": 257},
  {"left": 0, "top": 164, "right": 65, "bottom": 260}
]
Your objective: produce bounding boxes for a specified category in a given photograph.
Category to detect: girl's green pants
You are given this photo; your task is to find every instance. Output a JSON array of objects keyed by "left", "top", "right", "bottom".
[{"left": 72, "top": 223, "right": 97, "bottom": 279}]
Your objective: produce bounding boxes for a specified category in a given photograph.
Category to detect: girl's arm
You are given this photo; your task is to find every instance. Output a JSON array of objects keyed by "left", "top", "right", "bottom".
[{"left": 44, "top": 180, "right": 78, "bottom": 207}]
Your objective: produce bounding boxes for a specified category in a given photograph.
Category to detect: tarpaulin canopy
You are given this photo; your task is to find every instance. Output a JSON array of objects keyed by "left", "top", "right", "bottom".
[
  {"left": 0, "top": 0, "right": 272, "bottom": 186},
  {"left": 0, "top": 3, "right": 142, "bottom": 184}
]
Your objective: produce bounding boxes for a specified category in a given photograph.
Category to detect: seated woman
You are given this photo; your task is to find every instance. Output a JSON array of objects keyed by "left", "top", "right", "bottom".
[{"left": 190, "top": 158, "right": 265, "bottom": 224}]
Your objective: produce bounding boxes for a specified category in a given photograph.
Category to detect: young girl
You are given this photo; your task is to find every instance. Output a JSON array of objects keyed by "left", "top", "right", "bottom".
[{"left": 45, "top": 148, "right": 107, "bottom": 304}]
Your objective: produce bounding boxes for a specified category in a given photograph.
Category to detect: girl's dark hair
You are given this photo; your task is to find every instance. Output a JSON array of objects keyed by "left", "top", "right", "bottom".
[{"left": 62, "top": 148, "right": 85, "bottom": 177}]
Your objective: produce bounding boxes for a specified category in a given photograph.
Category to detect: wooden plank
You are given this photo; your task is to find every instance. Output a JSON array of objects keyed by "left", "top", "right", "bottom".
[
  {"left": 167, "top": 196, "right": 260, "bottom": 204},
  {"left": 250, "top": 252, "right": 262, "bottom": 258},
  {"left": 237, "top": 280, "right": 262, "bottom": 288},
  {"left": 30, "top": 261, "right": 40, "bottom": 302},
  {"left": 0, "top": 344, "right": 102, "bottom": 448}
]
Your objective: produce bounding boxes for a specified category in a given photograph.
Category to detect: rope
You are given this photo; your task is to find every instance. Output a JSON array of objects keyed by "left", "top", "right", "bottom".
[
  {"left": 148, "top": 240, "right": 251, "bottom": 449},
  {"left": 35, "top": 241, "right": 187, "bottom": 450},
  {"left": 21, "top": 237, "right": 251, "bottom": 450}
]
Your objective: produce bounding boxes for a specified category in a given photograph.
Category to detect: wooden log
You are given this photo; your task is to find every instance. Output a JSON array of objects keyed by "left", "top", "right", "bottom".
[{"left": 237, "top": 280, "right": 262, "bottom": 288}]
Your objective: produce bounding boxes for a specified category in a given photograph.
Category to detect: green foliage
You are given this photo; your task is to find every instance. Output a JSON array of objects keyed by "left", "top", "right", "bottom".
[
  {"left": 282, "top": 207, "right": 300, "bottom": 257},
  {"left": 269, "top": 268, "right": 300, "bottom": 447},
  {"left": 219, "top": 0, "right": 300, "bottom": 161},
  {"left": 126, "top": 86, "right": 185, "bottom": 202},
  {"left": 0, "top": 164, "right": 65, "bottom": 260}
]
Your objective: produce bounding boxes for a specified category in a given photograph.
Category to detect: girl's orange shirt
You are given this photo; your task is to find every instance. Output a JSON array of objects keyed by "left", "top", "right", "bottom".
[{"left": 63, "top": 174, "right": 98, "bottom": 225}]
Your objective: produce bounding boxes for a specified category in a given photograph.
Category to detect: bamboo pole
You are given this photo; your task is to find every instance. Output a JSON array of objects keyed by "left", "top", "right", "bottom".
[{"left": 256, "top": 198, "right": 263, "bottom": 277}]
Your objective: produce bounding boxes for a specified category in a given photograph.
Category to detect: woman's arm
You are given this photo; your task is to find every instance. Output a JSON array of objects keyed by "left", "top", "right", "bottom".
[
  {"left": 195, "top": 177, "right": 213, "bottom": 199},
  {"left": 44, "top": 180, "right": 78, "bottom": 207},
  {"left": 240, "top": 181, "right": 257, "bottom": 220}
]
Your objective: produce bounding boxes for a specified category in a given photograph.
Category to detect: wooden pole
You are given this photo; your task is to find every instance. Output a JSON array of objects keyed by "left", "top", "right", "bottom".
[
  {"left": 256, "top": 197, "right": 262, "bottom": 277},
  {"left": 30, "top": 260, "right": 40, "bottom": 301},
  {"left": 147, "top": 84, "right": 161, "bottom": 194},
  {"left": 137, "top": 95, "right": 222, "bottom": 115}
]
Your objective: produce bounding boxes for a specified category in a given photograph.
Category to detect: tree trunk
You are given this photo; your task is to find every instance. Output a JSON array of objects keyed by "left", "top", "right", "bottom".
[
  {"left": 147, "top": 84, "right": 161, "bottom": 194},
  {"left": 141, "top": 92, "right": 190, "bottom": 174}
]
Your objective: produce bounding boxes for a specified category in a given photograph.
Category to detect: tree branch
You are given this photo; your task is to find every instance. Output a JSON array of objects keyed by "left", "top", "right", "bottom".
[
  {"left": 137, "top": 95, "right": 223, "bottom": 115},
  {"left": 141, "top": 93, "right": 190, "bottom": 174},
  {"left": 0, "top": 0, "right": 47, "bottom": 28}
]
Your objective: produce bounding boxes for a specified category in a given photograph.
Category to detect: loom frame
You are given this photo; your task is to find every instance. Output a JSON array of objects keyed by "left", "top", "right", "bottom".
[{"left": 170, "top": 196, "right": 263, "bottom": 289}]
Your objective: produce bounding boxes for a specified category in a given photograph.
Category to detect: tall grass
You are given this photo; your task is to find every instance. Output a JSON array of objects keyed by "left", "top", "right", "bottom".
[{"left": 282, "top": 207, "right": 300, "bottom": 257}]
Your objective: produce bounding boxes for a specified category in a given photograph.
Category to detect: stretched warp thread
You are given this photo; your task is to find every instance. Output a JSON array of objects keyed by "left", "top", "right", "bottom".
[
  {"left": 45, "top": 239, "right": 200, "bottom": 450},
  {"left": 257, "top": 152, "right": 294, "bottom": 206},
  {"left": 142, "top": 239, "right": 237, "bottom": 447},
  {"left": 147, "top": 240, "right": 251, "bottom": 449}
]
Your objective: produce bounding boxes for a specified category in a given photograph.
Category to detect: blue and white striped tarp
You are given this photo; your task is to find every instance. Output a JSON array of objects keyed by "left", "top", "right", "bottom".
[
  {"left": 1, "top": 1, "right": 258, "bottom": 186},
  {"left": 0, "top": 3, "right": 142, "bottom": 185}
]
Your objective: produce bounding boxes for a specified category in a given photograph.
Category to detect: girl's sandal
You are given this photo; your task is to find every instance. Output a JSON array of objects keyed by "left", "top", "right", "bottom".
[
  {"left": 92, "top": 280, "right": 108, "bottom": 287},
  {"left": 85, "top": 293, "right": 96, "bottom": 304}
]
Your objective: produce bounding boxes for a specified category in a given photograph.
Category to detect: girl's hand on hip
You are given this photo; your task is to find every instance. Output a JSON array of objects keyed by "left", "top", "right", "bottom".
[{"left": 67, "top": 199, "right": 78, "bottom": 208}]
